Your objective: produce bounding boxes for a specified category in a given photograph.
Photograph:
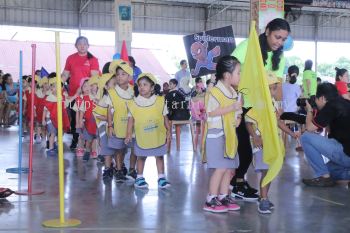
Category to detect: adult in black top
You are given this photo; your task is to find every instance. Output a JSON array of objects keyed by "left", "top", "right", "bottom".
[{"left": 301, "top": 82, "right": 350, "bottom": 187}]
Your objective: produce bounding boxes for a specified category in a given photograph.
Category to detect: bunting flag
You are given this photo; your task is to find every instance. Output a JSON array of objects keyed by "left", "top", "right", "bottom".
[
  {"left": 238, "top": 21, "right": 284, "bottom": 187},
  {"left": 40, "top": 67, "right": 49, "bottom": 78},
  {"left": 120, "top": 40, "right": 129, "bottom": 62}
]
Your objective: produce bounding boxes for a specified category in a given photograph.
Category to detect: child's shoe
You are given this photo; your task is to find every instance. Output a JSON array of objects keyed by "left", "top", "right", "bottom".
[
  {"left": 114, "top": 169, "right": 127, "bottom": 183},
  {"left": 203, "top": 197, "right": 228, "bottom": 213},
  {"left": 134, "top": 177, "right": 149, "bottom": 189},
  {"left": 83, "top": 152, "right": 90, "bottom": 162},
  {"left": 91, "top": 151, "right": 98, "bottom": 159},
  {"left": 46, "top": 148, "right": 57, "bottom": 156},
  {"left": 258, "top": 199, "right": 272, "bottom": 214},
  {"left": 126, "top": 168, "right": 137, "bottom": 180},
  {"left": 76, "top": 148, "right": 84, "bottom": 157},
  {"left": 158, "top": 178, "right": 171, "bottom": 189},
  {"left": 102, "top": 167, "right": 114, "bottom": 181},
  {"left": 219, "top": 195, "right": 240, "bottom": 211}
]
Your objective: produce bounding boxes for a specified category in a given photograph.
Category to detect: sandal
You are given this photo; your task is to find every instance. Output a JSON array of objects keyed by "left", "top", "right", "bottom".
[{"left": 0, "top": 188, "right": 15, "bottom": 198}]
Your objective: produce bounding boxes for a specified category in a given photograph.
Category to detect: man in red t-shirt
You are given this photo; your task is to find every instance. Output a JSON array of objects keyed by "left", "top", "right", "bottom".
[{"left": 62, "top": 36, "right": 100, "bottom": 150}]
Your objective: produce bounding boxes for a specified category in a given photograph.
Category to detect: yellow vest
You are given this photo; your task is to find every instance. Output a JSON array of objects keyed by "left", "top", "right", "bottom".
[
  {"left": 128, "top": 96, "right": 166, "bottom": 149},
  {"left": 93, "top": 104, "right": 108, "bottom": 125},
  {"left": 202, "top": 87, "right": 238, "bottom": 161},
  {"left": 108, "top": 89, "right": 132, "bottom": 138}
]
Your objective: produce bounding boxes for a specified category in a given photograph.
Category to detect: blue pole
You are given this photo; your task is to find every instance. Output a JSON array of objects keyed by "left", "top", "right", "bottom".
[{"left": 18, "top": 50, "right": 23, "bottom": 190}]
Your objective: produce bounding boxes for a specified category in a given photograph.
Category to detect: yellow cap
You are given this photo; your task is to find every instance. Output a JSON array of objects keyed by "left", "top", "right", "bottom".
[
  {"left": 98, "top": 73, "right": 115, "bottom": 88},
  {"left": 37, "top": 77, "right": 49, "bottom": 87},
  {"left": 48, "top": 77, "right": 56, "bottom": 85},
  {"left": 88, "top": 75, "right": 100, "bottom": 85},
  {"left": 267, "top": 71, "right": 280, "bottom": 85},
  {"left": 109, "top": 60, "right": 133, "bottom": 76},
  {"left": 136, "top": 73, "right": 158, "bottom": 85}
]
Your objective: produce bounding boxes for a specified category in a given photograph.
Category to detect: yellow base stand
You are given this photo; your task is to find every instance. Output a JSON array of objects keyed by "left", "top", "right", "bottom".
[{"left": 42, "top": 219, "right": 81, "bottom": 228}]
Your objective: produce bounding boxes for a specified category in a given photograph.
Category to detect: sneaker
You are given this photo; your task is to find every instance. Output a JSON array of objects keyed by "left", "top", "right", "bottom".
[
  {"left": 122, "top": 163, "right": 128, "bottom": 176},
  {"left": 231, "top": 184, "right": 259, "bottom": 201},
  {"left": 258, "top": 198, "right": 274, "bottom": 210},
  {"left": 158, "top": 178, "right": 171, "bottom": 189},
  {"left": 102, "top": 167, "right": 114, "bottom": 181},
  {"left": 96, "top": 155, "right": 105, "bottom": 163},
  {"left": 114, "top": 169, "right": 127, "bottom": 183},
  {"left": 219, "top": 195, "right": 240, "bottom": 211},
  {"left": 91, "top": 151, "right": 98, "bottom": 159},
  {"left": 126, "top": 168, "right": 137, "bottom": 180},
  {"left": 46, "top": 148, "right": 57, "bottom": 156},
  {"left": 302, "top": 176, "right": 335, "bottom": 187},
  {"left": 76, "top": 148, "right": 84, "bottom": 157},
  {"left": 83, "top": 152, "right": 90, "bottom": 162},
  {"left": 258, "top": 199, "right": 272, "bottom": 214},
  {"left": 34, "top": 134, "right": 40, "bottom": 144},
  {"left": 134, "top": 177, "right": 149, "bottom": 189},
  {"left": 203, "top": 197, "right": 228, "bottom": 213},
  {"left": 46, "top": 140, "right": 49, "bottom": 149},
  {"left": 70, "top": 141, "right": 77, "bottom": 150}
]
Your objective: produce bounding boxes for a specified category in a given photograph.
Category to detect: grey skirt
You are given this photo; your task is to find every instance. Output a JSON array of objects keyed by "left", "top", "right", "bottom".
[
  {"left": 134, "top": 142, "right": 167, "bottom": 157},
  {"left": 108, "top": 135, "right": 127, "bottom": 150},
  {"left": 76, "top": 128, "right": 83, "bottom": 134},
  {"left": 47, "top": 122, "right": 57, "bottom": 136},
  {"left": 205, "top": 129, "right": 240, "bottom": 169},
  {"left": 83, "top": 128, "right": 97, "bottom": 141},
  {"left": 99, "top": 134, "right": 117, "bottom": 156},
  {"left": 253, "top": 150, "right": 269, "bottom": 172}
]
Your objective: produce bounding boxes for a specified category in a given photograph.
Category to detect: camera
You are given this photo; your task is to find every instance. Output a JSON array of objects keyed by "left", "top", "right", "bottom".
[{"left": 296, "top": 96, "right": 317, "bottom": 109}]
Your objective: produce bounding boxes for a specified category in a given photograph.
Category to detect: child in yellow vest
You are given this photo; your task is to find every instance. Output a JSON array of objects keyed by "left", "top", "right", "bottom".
[
  {"left": 106, "top": 60, "right": 137, "bottom": 182},
  {"left": 125, "top": 73, "right": 171, "bottom": 189},
  {"left": 202, "top": 56, "right": 242, "bottom": 213},
  {"left": 245, "top": 72, "right": 299, "bottom": 214}
]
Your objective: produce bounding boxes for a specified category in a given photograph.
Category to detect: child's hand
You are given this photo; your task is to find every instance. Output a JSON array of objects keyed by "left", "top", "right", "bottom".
[
  {"left": 292, "top": 131, "right": 300, "bottom": 139},
  {"left": 235, "top": 115, "right": 242, "bottom": 128},
  {"left": 42, "top": 120, "right": 46, "bottom": 126},
  {"left": 107, "top": 126, "right": 113, "bottom": 138},
  {"left": 232, "top": 101, "right": 242, "bottom": 112},
  {"left": 124, "top": 134, "right": 132, "bottom": 145},
  {"left": 252, "top": 135, "right": 263, "bottom": 149}
]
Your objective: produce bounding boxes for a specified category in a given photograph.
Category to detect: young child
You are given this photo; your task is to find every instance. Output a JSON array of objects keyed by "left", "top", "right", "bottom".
[
  {"left": 79, "top": 79, "right": 98, "bottom": 161},
  {"left": 246, "top": 72, "right": 299, "bottom": 214},
  {"left": 106, "top": 60, "right": 137, "bottom": 182},
  {"left": 190, "top": 77, "right": 206, "bottom": 151},
  {"left": 93, "top": 74, "right": 118, "bottom": 181},
  {"left": 22, "top": 76, "right": 31, "bottom": 134},
  {"left": 202, "top": 56, "right": 242, "bottom": 213},
  {"left": 125, "top": 73, "right": 171, "bottom": 189},
  {"left": 42, "top": 77, "right": 71, "bottom": 156},
  {"left": 34, "top": 76, "right": 50, "bottom": 144}
]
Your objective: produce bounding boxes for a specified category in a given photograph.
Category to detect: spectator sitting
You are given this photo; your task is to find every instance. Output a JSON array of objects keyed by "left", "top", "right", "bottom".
[
  {"left": 301, "top": 83, "right": 350, "bottom": 187},
  {"left": 165, "top": 79, "right": 190, "bottom": 121}
]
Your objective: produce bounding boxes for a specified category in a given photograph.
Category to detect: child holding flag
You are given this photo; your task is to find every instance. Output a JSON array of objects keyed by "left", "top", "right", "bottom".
[
  {"left": 246, "top": 72, "right": 299, "bottom": 214},
  {"left": 125, "top": 73, "right": 171, "bottom": 189},
  {"left": 202, "top": 56, "right": 242, "bottom": 213}
]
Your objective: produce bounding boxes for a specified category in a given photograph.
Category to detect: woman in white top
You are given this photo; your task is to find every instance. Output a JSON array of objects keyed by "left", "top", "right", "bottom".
[{"left": 282, "top": 65, "right": 301, "bottom": 113}]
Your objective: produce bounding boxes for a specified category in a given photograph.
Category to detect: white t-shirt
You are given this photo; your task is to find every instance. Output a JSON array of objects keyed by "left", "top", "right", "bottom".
[{"left": 282, "top": 82, "right": 301, "bottom": 112}]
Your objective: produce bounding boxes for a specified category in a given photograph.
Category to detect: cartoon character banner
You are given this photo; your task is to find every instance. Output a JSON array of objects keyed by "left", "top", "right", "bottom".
[{"left": 183, "top": 26, "right": 236, "bottom": 77}]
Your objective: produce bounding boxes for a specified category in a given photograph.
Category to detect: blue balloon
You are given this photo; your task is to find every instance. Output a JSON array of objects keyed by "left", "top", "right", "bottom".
[
  {"left": 113, "top": 53, "right": 121, "bottom": 60},
  {"left": 283, "top": 35, "right": 294, "bottom": 51}
]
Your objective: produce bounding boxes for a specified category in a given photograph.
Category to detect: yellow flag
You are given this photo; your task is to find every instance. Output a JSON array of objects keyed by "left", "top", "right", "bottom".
[{"left": 238, "top": 21, "right": 284, "bottom": 187}]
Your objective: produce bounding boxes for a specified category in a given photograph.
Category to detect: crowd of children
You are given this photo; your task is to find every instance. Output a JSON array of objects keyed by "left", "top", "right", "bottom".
[{"left": 1, "top": 40, "right": 348, "bottom": 217}]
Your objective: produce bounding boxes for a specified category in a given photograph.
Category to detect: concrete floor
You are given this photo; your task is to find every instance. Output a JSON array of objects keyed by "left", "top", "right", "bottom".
[{"left": 0, "top": 125, "right": 349, "bottom": 233}]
